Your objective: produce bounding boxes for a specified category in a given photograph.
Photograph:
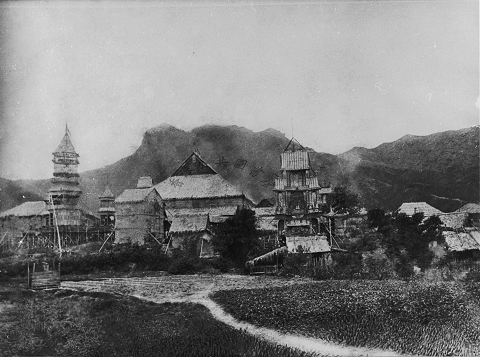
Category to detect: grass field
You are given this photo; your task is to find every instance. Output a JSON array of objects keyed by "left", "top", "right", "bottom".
[
  {"left": 212, "top": 280, "right": 480, "bottom": 356},
  {"left": 0, "top": 284, "right": 320, "bottom": 357}
]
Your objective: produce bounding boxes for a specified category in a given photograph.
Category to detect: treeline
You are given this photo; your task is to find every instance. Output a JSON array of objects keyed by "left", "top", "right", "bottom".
[{"left": 333, "top": 209, "right": 446, "bottom": 279}]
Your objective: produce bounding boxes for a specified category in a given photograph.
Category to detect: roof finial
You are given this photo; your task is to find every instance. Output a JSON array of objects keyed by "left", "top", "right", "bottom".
[{"left": 65, "top": 122, "right": 70, "bottom": 135}]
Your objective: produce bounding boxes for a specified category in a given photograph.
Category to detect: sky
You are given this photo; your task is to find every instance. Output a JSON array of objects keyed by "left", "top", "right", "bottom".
[{"left": 0, "top": 0, "right": 478, "bottom": 180}]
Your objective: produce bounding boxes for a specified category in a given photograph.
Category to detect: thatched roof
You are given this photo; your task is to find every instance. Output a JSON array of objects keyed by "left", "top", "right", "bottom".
[
  {"left": 99, "top": 185, "right": 114, "bottom": 199},
  {"left": 254, "top": 207, "right": 276, "bottom": 216},
  {"left": 165, "top": 206, "right": 238, "bottom": 222},
  {"left": 154, "top": 174, "right": 249, "bottom": 200},
  {"left": 256, "top": 217, "right": 278, "bottom": 232},
  {"left": 0, "top": 201, "right": 48, "bottom": 218},
  {"left": 169, "top": 214, "right": 209, "bottom": 233},
  {"left": 54, "top": 126, "right": 78, "bottom": 155},
  {"left": 439, "top": 212, "right": 468, "bottom": 229},
  {"left": 456, "top": 203, "right": 480, "bottom": 214},
  {"left": 397, "top": 202, "right": 443, "bottom": 217},
  {"left": 281, "top": 151, "right": 310, "bottom": 170},
  {"left": 444, "top": 231, "right": 480, "bottom": 252},
  {"left": 286, "top": 235, "right": 331, "bottom": 253},
  {"left": 246, "top": 246, "right": 288, "bottom": 267},
  {"left": 115, "top": 187, "right": 160, "bottom": 203},
  {"left": 171, "top": 152, "right": 217, "bottom": 176}
]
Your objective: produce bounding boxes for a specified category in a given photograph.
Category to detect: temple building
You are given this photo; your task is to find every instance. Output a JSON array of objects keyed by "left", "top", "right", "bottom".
[
  {"left": 274, "top": 138, "right": 335, "bottom": 254},
  {"left": 154, "top": 152, "right": 254, "bottom": 254},
  {"left": 0, "top": 125, "right": 101, "bottom": 251},
  {"left": 154, "top": 152, "right": 254, "bottom": 222}
]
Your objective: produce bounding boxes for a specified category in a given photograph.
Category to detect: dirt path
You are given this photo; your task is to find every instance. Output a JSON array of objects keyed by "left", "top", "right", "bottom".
[{"left": 62, "top": 275, "right": 403, "bottom": 357}]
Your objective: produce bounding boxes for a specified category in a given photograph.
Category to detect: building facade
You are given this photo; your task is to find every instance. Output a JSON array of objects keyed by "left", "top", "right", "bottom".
[
  {"left": 274, "top": 138, "right": 333, "bottom": 245},
  {"left": 114, "top": 177, "right": 164, "bottom": 245}
]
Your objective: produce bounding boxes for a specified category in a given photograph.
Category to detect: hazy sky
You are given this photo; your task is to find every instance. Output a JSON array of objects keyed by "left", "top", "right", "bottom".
[{"left": 0, "top": 0, "right": 478, "bottom": 180}]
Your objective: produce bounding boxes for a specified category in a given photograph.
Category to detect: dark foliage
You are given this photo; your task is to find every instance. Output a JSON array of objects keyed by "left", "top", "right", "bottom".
[
  {"left": 211, "top": 208, "right": 260, "bottom": 266},
  {"left": 327, "top": 186, "right": 360, "bottom": 215}
]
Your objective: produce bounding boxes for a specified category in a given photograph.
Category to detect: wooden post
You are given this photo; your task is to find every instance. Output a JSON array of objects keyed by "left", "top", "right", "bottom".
[{"left": 27, "top": 262, "right": 30, "bottom": 288}]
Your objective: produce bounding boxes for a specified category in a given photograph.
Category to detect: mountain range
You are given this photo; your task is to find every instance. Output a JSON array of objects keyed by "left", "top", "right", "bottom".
[{"left": 1, "top": 124, "right": 478, "bottom": 214}]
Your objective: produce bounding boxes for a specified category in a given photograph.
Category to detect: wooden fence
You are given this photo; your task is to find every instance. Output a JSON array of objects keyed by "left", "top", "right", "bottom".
[{"left": 27, "top": 262, "right": 61, "bottom": 290}]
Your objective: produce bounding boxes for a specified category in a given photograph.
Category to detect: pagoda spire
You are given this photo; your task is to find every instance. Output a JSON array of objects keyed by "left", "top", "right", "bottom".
[{"left": 48, "top": 125, "right": 82, "bottom": 209}]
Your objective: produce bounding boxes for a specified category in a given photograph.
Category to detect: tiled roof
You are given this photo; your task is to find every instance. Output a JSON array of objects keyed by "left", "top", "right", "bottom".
[
  {"left": 169, "top": 214, "right": 209, "bottom": 233},
  {"left": 115, "top": 188, "right": 159, "bottom": 203},
  {"left": 286, "top": 235, "right": 331, "bottom": 253},
  {"left": 444, "top": 231, "right": 480, "bottom": 252},
  {"left": 154, "top": 174, "right": 247, "bottom": 200},
  {"left": 397, "top": 202, "right": 443, "bottom": 217},
  {"left": 0, "top": 201, "right": 48, "bottom": 218},
  {"left": 455, "top": 203, "right": 480, "bottom": 214},
  {"left": 319, "top": 187, "right": 333, "bottom": 194}
]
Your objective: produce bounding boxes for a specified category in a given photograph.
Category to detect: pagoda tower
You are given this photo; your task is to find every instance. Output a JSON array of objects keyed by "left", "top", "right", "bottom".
[
  {"left": 47, "top": 124, "right": 83, "bottom": 226},
  {"left": 274, "top": 138, "right": 332, "bottom": 241},
  {"left": 99, "top": 185, "right": 115, "bottom": 227}
]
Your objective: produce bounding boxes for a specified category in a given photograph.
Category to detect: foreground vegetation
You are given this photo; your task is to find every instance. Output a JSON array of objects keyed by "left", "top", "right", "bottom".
[
  {"left": 0, "top": 285, "right": 320, "bottom": 357},
  {"left": 213, "top": 280, "right": 480, "bottom": 356}
]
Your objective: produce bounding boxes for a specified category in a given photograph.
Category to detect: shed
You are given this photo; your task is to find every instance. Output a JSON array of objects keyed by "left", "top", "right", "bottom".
[
  {"left": 167, "top": 213, "right": 214, "bottom": 257},
  {"left": 114, "top": 179, "right": 164, "bottom": 245},
  {"left": 455, "top": 203, "right": 480, "bottom": 227}
]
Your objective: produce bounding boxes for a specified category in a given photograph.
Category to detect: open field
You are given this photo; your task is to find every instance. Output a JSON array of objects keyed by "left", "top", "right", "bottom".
[
  {"left": 5, "top": 275, "right": 479, "bottom": 356},
  {"left": 212, "top": 280, "right": 480, "bottom": 356},
  {"left": 0, "top": 283, "right": 320, "bottom": 357}
]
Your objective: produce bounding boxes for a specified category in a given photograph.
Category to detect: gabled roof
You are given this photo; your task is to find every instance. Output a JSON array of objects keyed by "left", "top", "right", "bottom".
[
  {"left": 396, "top": 202, "right": 443, "bottom": 217},
  {"left": 455, "top": 203, "right": 480, "bottom": 214},
  {"left": 283, "top": 137, "right": 307, "bottom": 152},
  {"left": 0, "top": 201, "right": 48, "bottom": 218},
  {"left": 171, "top": 152, "right": 217, "bottom": 176},
  {"left": 286, "top": 235, "right": 331, "bottom": 253},
  {"left": 99, "top": 185, "right": 114, "bottom": 199},
  {"left": 54, "top": 125, "right": 78, "bottom": 155},
  {"left": 115, "top": 187, "right": 160, "bottom": 203},
  {"left": 169, "top": 214, "right": 209, "bottom": 233},
  {"left": 154, "top": 174, "right": 247, "bottom": 200}
]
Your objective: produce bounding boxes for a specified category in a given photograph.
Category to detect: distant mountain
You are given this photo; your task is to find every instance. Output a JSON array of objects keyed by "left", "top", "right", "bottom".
[
  {"left": 338, "top": 126, "right": 479, "bottom": 211},
  {"left": 0, "top": 177, "right": 45, "bottom": 212},
  {"left": 1, "top": 124, "right": 478, "bottom": 214}
]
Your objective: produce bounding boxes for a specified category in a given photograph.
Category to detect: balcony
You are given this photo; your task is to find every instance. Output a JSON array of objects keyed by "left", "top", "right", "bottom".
[{"left": 274, "top": 177, "right": 320, "bottom": 190}]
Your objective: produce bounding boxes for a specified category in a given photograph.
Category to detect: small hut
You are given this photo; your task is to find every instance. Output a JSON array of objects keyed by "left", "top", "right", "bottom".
[
  {"left": 443, "top": 230, "right": 480, "bottom": 260},
  {"left": 167, "top": 213, "right": 214, "bottom": 257},
  {"left": 114, "top": 177, "right": 164, "bottom": 245}
]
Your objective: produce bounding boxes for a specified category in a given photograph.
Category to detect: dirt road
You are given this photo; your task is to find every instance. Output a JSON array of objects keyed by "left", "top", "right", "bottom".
[{"left": 62, "top": 274, "right": 402, "bottom": 357}]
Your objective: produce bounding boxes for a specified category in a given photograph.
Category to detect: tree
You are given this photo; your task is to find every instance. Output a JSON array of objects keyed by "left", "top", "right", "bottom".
[
  {"left": 327, "top": 186, "right": 360, "bottom": 215},
  {"left": 211, "top": 208, "right": 259, "bottom": 266}
]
